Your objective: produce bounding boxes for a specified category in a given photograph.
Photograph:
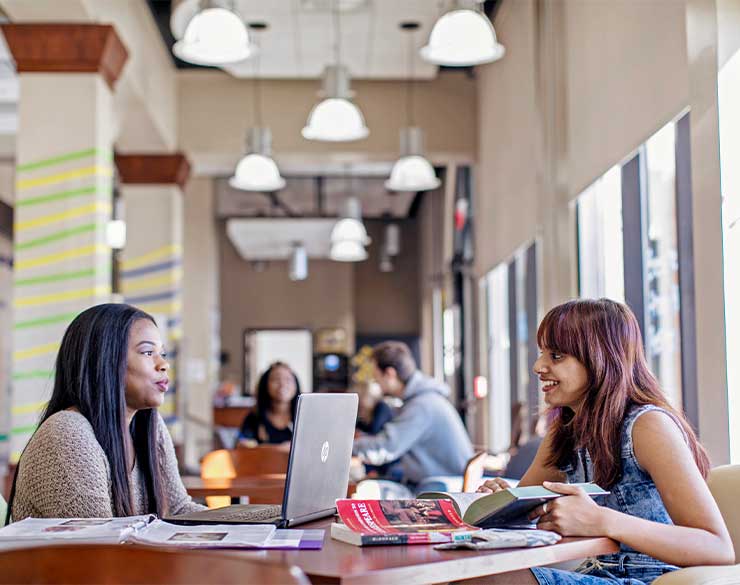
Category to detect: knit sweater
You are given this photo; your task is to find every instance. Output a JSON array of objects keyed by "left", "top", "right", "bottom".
[{"left": 11, "top": 410, "right": 206, "bottom": 521}]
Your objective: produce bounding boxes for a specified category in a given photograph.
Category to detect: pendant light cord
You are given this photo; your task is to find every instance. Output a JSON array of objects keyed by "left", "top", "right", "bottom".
[
  {"left": 253, "top": 33, "right": 262, "bottom": 126},
  {"left": 406, "top": 27, "right": 415, "bottom": 127},
  {"left": 334, "top": 0, "right": 342, "bottom": 67}
]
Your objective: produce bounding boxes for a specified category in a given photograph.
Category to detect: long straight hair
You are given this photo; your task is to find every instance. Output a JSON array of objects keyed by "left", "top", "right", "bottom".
[
  {"left": 539, "top": 299, "right": 709, "bottom": 488},
  {"left": 8, "top": 303, "right": 167, "bottom": 520},
  {"left": 256, "top": 362, "right": 301, "bottom": 423}
]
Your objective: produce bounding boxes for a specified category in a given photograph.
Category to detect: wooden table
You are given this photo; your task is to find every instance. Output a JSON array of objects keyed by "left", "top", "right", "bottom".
[{"left": 221, "top": 518, "right": 620, "bottom": 584}]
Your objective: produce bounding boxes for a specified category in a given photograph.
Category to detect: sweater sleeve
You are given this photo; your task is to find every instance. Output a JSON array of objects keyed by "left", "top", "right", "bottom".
[
  {"left": 12, "top": 411, "right": 114, "bottom": 520},
  {"left": 155, "top": 414, "right": 207, "bottom": 515},
  {"left": 352, "top": 399, "right": 431, "bottom": 466}
]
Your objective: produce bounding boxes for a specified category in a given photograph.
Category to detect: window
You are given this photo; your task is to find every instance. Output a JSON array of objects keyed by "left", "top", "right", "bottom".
[
  {"left": 719, "top": 48, "right": 740, "bottom": 462},
  {"left": 577, "top": 166, "right": 625, "bottom": 301},
  {"left": 485, "top": 263, "right": 511, "bottom": 454},
  {"left": 644, "top": 122, "right": 682, "bottom": 407}
]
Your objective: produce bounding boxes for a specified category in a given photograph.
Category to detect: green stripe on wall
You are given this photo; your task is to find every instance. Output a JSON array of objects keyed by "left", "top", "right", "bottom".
[
  {"left": 14, "top": 268, "right": 96, "bottom": 287},
  {"left": 12, "top": 370, "right": 53, "bottom": 381},
  {"left": 16, "top": 148, "right": 98, "bottom": 172},
  {"left": 15, "top": 223, "right": 96, "bottom": 251},
  {"left": 14, "top": 312, "right": 79, "bottom": 330},
  {"left": 11, "top": 424, "right": 37, "bottom": 435},
  {"left": 16, "top": 186, "right": 97, "bottom": 208}
]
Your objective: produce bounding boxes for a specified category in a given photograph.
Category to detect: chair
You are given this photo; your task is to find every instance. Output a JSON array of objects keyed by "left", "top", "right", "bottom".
[
  {"left": 653, "top": 464, "right": 740, "bottom": 584},
  {"left": 459, "top": 451, "right": 487, "bottom": 492},
  {"left": 0, "top": 544, "right": 310, "bottom": 585},
  {"left": 0, "top": 492, "right": 6, "bottom": 528},
  {"left": 201, "top": 446, "right": 291, "bottom": 508}
]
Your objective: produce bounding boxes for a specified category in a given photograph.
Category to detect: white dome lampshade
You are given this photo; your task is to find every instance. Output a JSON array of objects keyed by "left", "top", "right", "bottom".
[
  {"left": 330, "top": 218, "right": 370, "bottom": 246},
  {"left": 420, "top": 9, "right": 505, "bottom": 67},
  {"left": 229, "top": 127, "right": 286, "bottom": 192},
  {"left": 229, "top": 155, "right": 286, "bottom": 191},
  {"left": 173, "top": 7, "right": 256, "bottom": 66},
  {"left": 302, "top": 66, "right": 369, "bottom": 142},
  {"left": 385, "top": 127, "right": 440, "bottom": 192},
  {"left": 330, "top": 239, "right": 368, "bottom": 262},
  {"left": 386, "top": 156, "right": 441, "bottom": 192}
]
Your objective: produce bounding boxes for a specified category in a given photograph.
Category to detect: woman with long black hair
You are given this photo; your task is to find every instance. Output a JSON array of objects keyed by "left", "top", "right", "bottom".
[
  {"left": 237, "top": 362, "right": 301, "bottom": 448},
  {"left": 8, "top": 303, "right": 205, "bottom": 521}
]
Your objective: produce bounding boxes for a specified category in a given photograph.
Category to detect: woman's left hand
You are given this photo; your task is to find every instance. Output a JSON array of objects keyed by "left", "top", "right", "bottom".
[{"left": 529, "top": 481, "right": 610, "bottom": 537}]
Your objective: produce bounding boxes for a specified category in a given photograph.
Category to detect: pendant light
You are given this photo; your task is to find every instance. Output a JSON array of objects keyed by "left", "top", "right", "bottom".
[
  {"left": 420, "top": 3, "right": 505, "bottom": 67},
  {"left": 386, "top": 23, "right": 441, "bottom": 192},
  {"left": 229, "top": 25, "right": 286, "bottom": 192},
  {"left": 289, "top": 242, "right": 308, "bottom": 281},
  {"left": 330, "top": 196, "right": 370, "bottom": 262},
  {"left": 302, "top": 2, "right": 368, "bottom": 142},
  {"left": 173, "top": 1, "right": 256, "bottom": 66}
]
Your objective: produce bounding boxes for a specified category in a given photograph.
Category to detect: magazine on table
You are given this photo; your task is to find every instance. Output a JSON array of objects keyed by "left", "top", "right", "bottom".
[
  {"left": 332, "top": 499, "right": 479, "bottom": 546},
  {"left": 0, "top": 516, "right": 281, "bottom": 550}
]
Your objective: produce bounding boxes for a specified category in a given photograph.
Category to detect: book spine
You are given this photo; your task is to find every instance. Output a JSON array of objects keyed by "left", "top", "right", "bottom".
[{"left": 358, "top": 532, "right": 473, "bottom": 546}]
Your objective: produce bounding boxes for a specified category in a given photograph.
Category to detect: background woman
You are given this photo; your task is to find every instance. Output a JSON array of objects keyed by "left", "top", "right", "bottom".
[
  {"left": 8, "top": 304, "right": 205, "bottom": 522},
  {"left": 479, "top": 299, "right": 733, "bottom": 584},
  {"left": 237, "top": 361, "right": 300, "bottom": 448}
]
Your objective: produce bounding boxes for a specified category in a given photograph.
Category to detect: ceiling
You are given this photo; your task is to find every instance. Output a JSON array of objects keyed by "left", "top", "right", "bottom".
[{"left": 148, "top": 0, "right": 500, "bottom": 80}]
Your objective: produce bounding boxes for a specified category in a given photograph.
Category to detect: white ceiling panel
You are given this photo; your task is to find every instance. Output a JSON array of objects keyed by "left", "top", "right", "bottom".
[{"left": 181, "top": 0, "right": 445, "bottom": 80}]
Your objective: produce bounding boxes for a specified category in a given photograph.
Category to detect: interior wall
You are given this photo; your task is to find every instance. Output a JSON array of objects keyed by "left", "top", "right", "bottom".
[
  {"left": 218, "top": 226, "right": 355, "bottom": 387},
  {"left": 476, "top": 0, "right": 691, "bottom": 277},
  {"left": 178, "top": 71, "right": 478, "bottom": 171},
  {"left": 354, "top": 218, "right": 420, "bottom": 336}
]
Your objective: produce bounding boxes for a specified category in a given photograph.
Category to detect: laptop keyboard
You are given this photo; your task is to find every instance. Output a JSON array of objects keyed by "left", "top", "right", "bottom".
[{"left": 212, "top": 504, "right": 282, "bottom": 522}]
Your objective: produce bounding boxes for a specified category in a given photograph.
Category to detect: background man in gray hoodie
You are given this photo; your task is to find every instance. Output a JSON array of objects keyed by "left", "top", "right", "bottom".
[{"left": 352, "top": 341, "right": 474, "bottom": 487}]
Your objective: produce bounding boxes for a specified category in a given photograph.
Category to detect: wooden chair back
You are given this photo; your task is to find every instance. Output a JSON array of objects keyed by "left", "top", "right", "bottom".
[
  {"left": 201, "top": 446, "right": 291, "bottom": 479},
  {"left": 200, "top": 446, "right": 291, "bottom": 508},
  {"left": 0, "top": 544, "right": 310, "bottom": 585},
  {"left": 462, "top": 451, "right": 488, "bottom": 492}
]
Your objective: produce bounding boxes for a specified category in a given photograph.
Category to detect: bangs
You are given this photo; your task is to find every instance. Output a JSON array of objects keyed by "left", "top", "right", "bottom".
[{"left": 536, "top": 302, "right": 584, "bottom": 358}]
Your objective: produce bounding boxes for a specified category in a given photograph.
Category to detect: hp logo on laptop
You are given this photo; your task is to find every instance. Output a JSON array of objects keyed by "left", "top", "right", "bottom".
[{"left": 321, "top": 441, "right": 330, "bottom": 463}]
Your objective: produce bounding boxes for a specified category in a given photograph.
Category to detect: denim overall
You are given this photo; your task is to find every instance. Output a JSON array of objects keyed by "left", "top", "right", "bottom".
[{"left": 531, "top": 405, "right": 681, "bottom": 585}]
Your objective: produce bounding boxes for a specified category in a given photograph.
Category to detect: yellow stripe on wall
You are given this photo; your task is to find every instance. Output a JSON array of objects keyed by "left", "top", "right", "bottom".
[
  {"left": 14, "top": 342, "right": 60, "bottom": 361},
  {"left": 15, "top": 244, "right": 109, "bottom": 271},
  {"left": 11, "top": 401, "right": 48, "bottom": 416},
  {"left": 14, "top": 285, "right": 111, "bottom": 308},
  {"left": 122, "top": 244, "right": 181, "bottom": 271},
  {"left": 16, "top": 166, "right": 112, "bottom": 191},
  {"left": 121, "top": 270, "right": 182, "bottom": 295},
  {"left": 135, "top": 299, "right": 183, "bottom": 316},
  {"left": 15, "top": 201, "right": 110, "bottom": 232}
]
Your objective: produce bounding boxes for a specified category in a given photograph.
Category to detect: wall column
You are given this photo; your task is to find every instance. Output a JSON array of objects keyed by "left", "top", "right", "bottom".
[
  {"left": 115, "top": 154, "right": 189, "bottom": 444},
  {"left": 1, "top": 24, "right": 127, "bottom": 461}
]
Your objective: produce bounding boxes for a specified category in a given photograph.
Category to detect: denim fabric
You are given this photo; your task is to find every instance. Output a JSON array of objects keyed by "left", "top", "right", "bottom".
[{"left": 531, "top": 405, "right": 681, "bottom": 585}]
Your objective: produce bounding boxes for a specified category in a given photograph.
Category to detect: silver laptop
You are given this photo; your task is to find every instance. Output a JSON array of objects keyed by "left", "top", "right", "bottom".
[{"left": 166, "top": 393, "right": 358, "bottom": 528}]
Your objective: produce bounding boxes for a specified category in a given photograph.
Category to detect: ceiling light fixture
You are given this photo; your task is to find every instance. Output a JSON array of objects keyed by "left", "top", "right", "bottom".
[
  {"left": 302, "top": 2, "right": 368, "bottom": 142},
  {"left": 386, "top": 23, "right": 441, "bottom": 192},
  {"left": 289, "top": 241, "right": 308, "bottom": 281},
  {"left": 230, "top": 25, "right": 286, "bottom": 192},
  {"left": 384, "top": 223, "right": 401, "bottom": 256},
  {"left": 420, "top": 3, "right": 505, "bottom": 67},
  {"left": 330, "top": 196, "right": 370, "bottom": 262},
  {"left": 173, "top": 2, "right": 256, "bottom": 66}
]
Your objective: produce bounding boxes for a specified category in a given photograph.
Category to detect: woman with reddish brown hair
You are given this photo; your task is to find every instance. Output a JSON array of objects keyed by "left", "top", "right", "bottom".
[{"left": 479, "top": 299, "right": 733, "bottom": 585}]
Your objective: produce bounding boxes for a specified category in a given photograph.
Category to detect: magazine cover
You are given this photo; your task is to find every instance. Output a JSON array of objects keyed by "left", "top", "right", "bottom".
[{"left": 336, "top": 499, "right": 476, "bottom": 535}]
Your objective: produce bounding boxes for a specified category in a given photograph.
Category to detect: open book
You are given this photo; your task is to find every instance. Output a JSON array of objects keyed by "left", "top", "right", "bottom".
[
  {"left": 0, "top": 515, "right": 277, "bottom": 550},
  {"left": 418, "top": 483, "right": 609, "bottom": 528},
  {"left": 332, "top": 499, "right": 478, "bottom": 546}
]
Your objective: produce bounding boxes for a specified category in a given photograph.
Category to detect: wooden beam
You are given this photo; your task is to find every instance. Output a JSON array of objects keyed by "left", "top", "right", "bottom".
[
  {"left": 0, "top": 24, "right": 128, "bottom": 89},
  {"left": 114, "top": 153, "right": 191, "bottom": 188}
]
